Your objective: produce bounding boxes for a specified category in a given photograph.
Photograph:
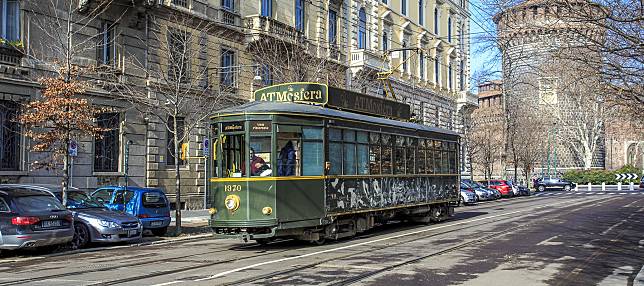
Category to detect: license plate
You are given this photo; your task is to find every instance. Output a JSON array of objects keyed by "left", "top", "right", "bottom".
[
  {"left": 42, "top": 220, "right": 62, "bottom": 228},
  {"left": 128, "top": 229, "right": 138, "bottom": 237},
  {"left": 150, "top": 221, "right": 163, "bottom": 227}
]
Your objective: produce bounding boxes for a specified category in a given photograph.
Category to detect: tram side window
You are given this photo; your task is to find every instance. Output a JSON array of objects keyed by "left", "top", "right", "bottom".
[
  {"left": 394, "top": 136, "right": 406, "bottom": 174},
  {"left": 417, "top": 140, "right": 426, "bottom": 174},
  {"left": 449, "top": 142, "right": 457, "bottom": 174},
  {"left": 222, "top": 134, "right": 245, "bottom": 177},
  {"left": 406, "top": 138, "right": 416, "bottom": 174},
  {"left": 368, "top": 132, "right": 381, "bottom": 175},
  {"left": 426, "top": 140, "right": 434, "bottom": 174},
  {"left": 357, "top": 131, "right": 369, "bottom": 175},
  {"left": 442, "top": 141, "right": 450, "bottom": 174},
  {"left": 250, "top": 136, "right": 272, "bottom": 177},
  {"left": 343, "top": 130, "right": 357, "bottom": 175},
  {"left": 434, "top": 140, "right": 442, "bottom": 174},
  {"left": 302, "top": 127, "right": 324, "bottom": 175},
  {"left": 381, "top": 134, "right": 393, "bottom": 174},
  {"left": 277, "top": 130, "right": 301, "bottom": 176},
  {"left": 328, "top": 128, "right": 342, "bottom": 175}
]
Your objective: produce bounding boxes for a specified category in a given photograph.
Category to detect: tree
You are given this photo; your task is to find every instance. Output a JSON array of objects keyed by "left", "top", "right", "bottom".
[
  {"left": 113, "top": 10, "right": 241, "bottom": 234},
  {"left": 18, "top": 0, "right": 121, "bottom": 205}
]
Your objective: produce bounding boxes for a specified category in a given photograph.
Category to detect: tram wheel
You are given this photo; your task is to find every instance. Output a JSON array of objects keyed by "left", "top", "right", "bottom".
[
  {"left": 311, "top": 236, "right": 326, "bottom": 246},
  {"left": 256, "top": 238, "right": 270, "bottom": 245}
]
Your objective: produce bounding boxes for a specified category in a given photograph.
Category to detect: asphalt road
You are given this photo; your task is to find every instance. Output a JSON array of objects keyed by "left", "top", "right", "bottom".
[{"left": 1, "top": 190, "right": 643, "bottom": 286}]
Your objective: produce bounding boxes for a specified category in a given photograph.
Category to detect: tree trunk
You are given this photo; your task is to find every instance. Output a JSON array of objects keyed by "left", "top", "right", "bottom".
[
  {"left": 62, "top": 146, "right": 69, "bottom": 206},
  {"left": 173, "top": 116, "right": 182, "bottom": 235}
]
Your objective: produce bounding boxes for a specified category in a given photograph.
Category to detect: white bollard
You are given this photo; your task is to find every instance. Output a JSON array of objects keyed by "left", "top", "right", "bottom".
[
  {"left": 630, "top": 182, "right": 634, "bottom": 191},
  {"left": 602, "top": 182, "right": 606, "bottom": 191},
  {"left": 618, "top": 182, "right": 622, "bottom": 191},
  {"left": 587, "top": 183, "right": 592, "bottom": 192}
]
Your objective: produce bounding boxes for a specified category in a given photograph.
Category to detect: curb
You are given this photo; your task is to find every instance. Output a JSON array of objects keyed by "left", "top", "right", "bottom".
[{"left": 0, "top": 232, "right": 215, "bottom": 264}]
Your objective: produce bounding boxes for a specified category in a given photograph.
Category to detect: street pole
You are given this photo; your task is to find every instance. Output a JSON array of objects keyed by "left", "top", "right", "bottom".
[
  {"left": 546, "top": 127, "right": 551, "bottom": 178},
  {"left": 553, "top": 123, "right": 558, "bottom": 177},
  {"left": 125, "top": 140, "right": 132, "bottom": 189}
]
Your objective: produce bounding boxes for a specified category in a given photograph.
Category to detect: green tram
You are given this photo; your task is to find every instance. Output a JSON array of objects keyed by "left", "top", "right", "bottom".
[{"left": 208, "top": 83, "right": 460, "bottom": 244}]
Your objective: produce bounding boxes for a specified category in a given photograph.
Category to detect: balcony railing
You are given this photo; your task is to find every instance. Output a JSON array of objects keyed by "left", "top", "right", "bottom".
[
  {"left": 245, "top": 16, "right": 305, "bottom": 44},
  {"left": 216, "top": 8, "right": 241, "bottom": 26},
  {"left": 0, "top": 44, "right": 23, "bottom": 66},
  {"left": 350, "top": 49, "right": 385, "bottom": 70}
]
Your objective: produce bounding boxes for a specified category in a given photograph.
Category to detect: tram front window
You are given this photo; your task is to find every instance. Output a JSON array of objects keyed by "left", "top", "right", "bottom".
[
  {"left": 222, "top": 134, "right": 245, "bottom": 177},
  {"left": 250, "top": 136, "right": 272, "bottom": 177}
]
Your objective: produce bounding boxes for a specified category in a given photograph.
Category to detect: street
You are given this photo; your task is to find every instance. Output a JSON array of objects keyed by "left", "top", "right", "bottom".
[{"left": 1, "top": 191, "right": 643, "bottom": 286}]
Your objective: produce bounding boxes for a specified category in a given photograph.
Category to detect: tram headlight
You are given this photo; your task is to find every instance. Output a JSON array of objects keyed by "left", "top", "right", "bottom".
[
  {"left": 224, "top": 195, "right": 240, "bottom": 212},
  {"left": 262, "top": 207, "right": 273, "bottom": 215},
  {"left": 208, "top": 208, "right": 218, "bottom": 215}
]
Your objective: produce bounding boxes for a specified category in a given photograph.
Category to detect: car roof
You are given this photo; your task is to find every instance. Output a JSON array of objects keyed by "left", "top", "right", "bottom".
[
  {"left": 98, "top": 186, "right": 164, "bottom": 193},
  {"left": 0, "top": 184, "right": 81, "bottom": 193},
  {"left": 0, "top": 186, "right": 58, "bottom": 198}
]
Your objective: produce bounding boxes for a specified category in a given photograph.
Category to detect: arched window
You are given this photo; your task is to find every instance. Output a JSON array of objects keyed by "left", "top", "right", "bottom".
[
  {"left": 358, "top": 8, "right": 366, "bottom": 49},
  {"left": 295, "top": 0, "right": 305, "bottom": 31},
  {"left": 448, "top": 17, "right": 452, "bottom": 42},
  {"left": 382, "top": 31, "right": 388, "bottom": 51},
  {"left": 434, "top": 54, "right": 440, "bottom": 83},
  {"left": 402, "top": 40, "right": 408, "bottom": 73},
  {"left": 434, "top": 8, "right": 439, "bottom": 34}
]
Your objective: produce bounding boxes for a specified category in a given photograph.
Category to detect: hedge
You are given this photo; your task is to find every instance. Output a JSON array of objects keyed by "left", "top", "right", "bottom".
[{"left": 563, "top": 165, "right": 642, "bottom": 185}]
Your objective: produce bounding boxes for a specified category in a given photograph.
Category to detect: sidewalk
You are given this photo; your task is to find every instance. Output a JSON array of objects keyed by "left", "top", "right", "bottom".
[{"left": 170, "top": 209, "right": 210, "bottom": 225}]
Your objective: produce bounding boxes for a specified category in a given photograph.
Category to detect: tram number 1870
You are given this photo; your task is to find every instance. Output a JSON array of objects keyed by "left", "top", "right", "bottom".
[{"left": 223, "top": 185, "right": 242, "bottom": 192}]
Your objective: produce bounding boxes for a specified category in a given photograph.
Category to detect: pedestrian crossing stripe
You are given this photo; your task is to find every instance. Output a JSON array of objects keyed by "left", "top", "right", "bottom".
[{"left": 534, "top": 192, "right": 644, "bottom": 197}]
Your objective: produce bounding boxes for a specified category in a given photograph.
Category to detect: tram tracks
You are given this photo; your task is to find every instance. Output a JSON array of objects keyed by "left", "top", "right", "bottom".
[
  {"left": 0, "top": 195, "right": 594, "bottom": 285},
  {"left": 209, "top": 196, "right": 615, "bottom": 285}
]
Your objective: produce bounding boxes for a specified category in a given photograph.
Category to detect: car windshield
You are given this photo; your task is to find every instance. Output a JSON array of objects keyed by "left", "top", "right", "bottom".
[
  {"left": 62, "top": 191, "right": 105, "bottom": 209},
  {"left": 14, "top": 195, "right": 66, "bottom": 212}
]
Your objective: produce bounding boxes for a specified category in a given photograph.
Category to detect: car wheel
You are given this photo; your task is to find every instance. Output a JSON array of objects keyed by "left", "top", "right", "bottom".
[
  {"left": 538, "top": 185, "right": 545, "bottom": 192},
  {"left": 72, "top": 223, "right": 90, "bottom": 249},
  {"left": 564, "top": 185, "right": 571, "bottom": 191},
  {"left": 151, "top": 227, "right": 168, "bottom": 236}
]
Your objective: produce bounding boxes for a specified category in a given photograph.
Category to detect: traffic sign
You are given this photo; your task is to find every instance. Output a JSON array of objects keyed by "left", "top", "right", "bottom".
[
  {"left": 69, "top": 140, "right": 78, "bottom": 157},
  {"left": 203, "top": 139, "right": 209, "bottom": 157},
  {"left": 615, "top": 173, "right": 638, "bottom": 181}
]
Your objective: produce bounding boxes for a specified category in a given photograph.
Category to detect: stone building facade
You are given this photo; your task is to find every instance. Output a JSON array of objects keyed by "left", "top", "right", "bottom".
[
  {"left": 0, "top": 0, "right": 472, "bottom": 209},
  {"left": 494, "top": 0, "right": 606, "bottom": 170}
]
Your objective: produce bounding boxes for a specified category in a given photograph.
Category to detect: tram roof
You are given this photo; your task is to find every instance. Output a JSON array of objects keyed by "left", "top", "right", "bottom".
[{"left": 212, "top": 101, "right": 460, "bottom": 137}]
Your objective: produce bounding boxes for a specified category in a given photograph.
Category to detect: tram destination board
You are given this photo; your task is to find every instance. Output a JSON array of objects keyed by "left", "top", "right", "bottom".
[{"left": 254, "top": 82, "right": 411, "bottom": 120}]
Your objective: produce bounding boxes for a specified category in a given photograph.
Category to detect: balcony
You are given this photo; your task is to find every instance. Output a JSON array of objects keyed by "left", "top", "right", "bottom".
[
  {"left": 0, "top": 44, "right": 23, "bottom": 66},
  {"left": 244, "top": 16, "right": 305, "bottom": 45},
  {"left": 328, "top": 45, "right": 347, "bottom": 64},
  {"left": 215, "top": 7, "right": 241, "bottom": 26},
  {"left": 350, "top": 49, "right": 385, "bottom": 71}
]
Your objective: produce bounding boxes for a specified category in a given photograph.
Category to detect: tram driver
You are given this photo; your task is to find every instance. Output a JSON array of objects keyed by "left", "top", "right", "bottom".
[{"left": 250, "top": 148, "right": 272, "bottom": 176}]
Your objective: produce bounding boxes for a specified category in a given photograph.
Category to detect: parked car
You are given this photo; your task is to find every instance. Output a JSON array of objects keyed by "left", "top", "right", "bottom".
[
  {"left": 461, "top": 180, "right": 494, "bottom": 201},
  {"left": 534, "top": 177, "right": 576, "bottom": 192},
  {"left": 91, "top": 186, "right": 171, "bottom": 236},
  {"left": 459, "top": 185, "right": 478, "bottom": 206},
  {"left": 479, "top": 180, "right": 513, "bottom": 198},
  {"left": 2, "top": 185, "right": 143, "bottom": 248},
  {"left": 640, "top": 176, "right": 644, "bottom": 190},
  {"left": 507, "top": 181, "right": 531, "bottom": 196},
  {"left": 464, "top": 179, "right": 501, "bottom": 200},
  {"left": 0, "top": 187, "right": 74, "bottom": 252}
]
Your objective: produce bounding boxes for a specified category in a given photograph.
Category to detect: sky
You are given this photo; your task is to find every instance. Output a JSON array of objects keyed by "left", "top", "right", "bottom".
[{"left": 468, "top": 0, "right": 502, "bottom": 90}]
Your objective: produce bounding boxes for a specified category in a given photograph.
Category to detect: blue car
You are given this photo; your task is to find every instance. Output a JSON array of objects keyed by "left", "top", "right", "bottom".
[{"left": 90, "top": 187, "right": 171, "bottom": 236}]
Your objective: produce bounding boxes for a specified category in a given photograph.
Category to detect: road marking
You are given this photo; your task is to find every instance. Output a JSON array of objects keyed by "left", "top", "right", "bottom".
[
  {"left": 151, "top": 281, "right": 185, "bottom": 286},
  {"left": 537, "top": 235, "right": 564, "bottom": 246},
  {"left": 194, "top": 198, "right": 600, "bottom": 282},
  {"left": 600, "top": 220, "right": 627, "bottom": 236},
  {"left": 620, "top": 193, "right": 627, "bottom": 195},
  {"left": 634, "top": 264, "right": 644, "bottom": 286}
]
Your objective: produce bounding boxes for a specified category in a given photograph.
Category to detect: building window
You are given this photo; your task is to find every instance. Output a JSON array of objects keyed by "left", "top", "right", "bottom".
[
  {"left": 1, "top": 0, "right": 20, "bottom": 41},
  {"left": 419, "top": 0, "right": 424, "bottom": 25},
  {"left": 97, "top": 22, "right": 115, "bottom": 66},
  {"left": 261, "top": 0, "right": 272, "bottom": 17},
  {"left": 435, "top": 55, "right": 440, "bottom": 83},
  {"left": 166, "top": 116, "right": 185, "bottom": 166},
  {"left": 222, "top": 0, "right": 233, "bottom": 11},
  {"left": 382, "top": 0, "right": 387, "bottom": 4},
  {"left": 167, "top": 29, "right": 190, "bottom": 83},
  {"left": 259, "top": 64, "right": 273, "bottom": 86},
  {"left": 220, "top": 49, "right": 235, "bottom": 87},
  {"left": 295, "top": 0, "right": 305, "bottom": 32},
  {"left": 0, "top": 101, "right": 19, "bottom": 171},
  {"left": 401, "top": 0, "right": 407, "bottom": 16},
  {"left": 172, "top": 0, "right": 188, "bottom": 8},
  {"left": 448, "top": 62, "right": 453, "bottom": 89},
  {"left": 460, "top": 61, "right": 465, "bottom": 91},
  {"left": 94, "top": 113, "right": 119, "bottom": 172},
  {"left": 328, "top": 9, "right": 337, "bottom": 45},
  {"left": 420, "top": 52, "right": 425, "bottom": 80},
  {"left": 434, "top": 8, "right": 439, "bottom": 35},
  {"left": 358, "top": 8, "right": 366, "bottom": 49},
  {"left": 448, "top": 17, "right": 452, "bottom": 42},
  {"left": 402, "top": 41, "right": 408, "bottom": 73},
  {"left": 382, "top": 31, "right": 388, "bottom": 51}
]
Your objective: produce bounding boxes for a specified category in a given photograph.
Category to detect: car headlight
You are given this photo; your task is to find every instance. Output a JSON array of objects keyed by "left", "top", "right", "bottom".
[
  {"left": 98, "top": 220, "right": 120, "bottom": 228},
  {"left": 224, "top": 195, "right": 240, "bottom": 212}
]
